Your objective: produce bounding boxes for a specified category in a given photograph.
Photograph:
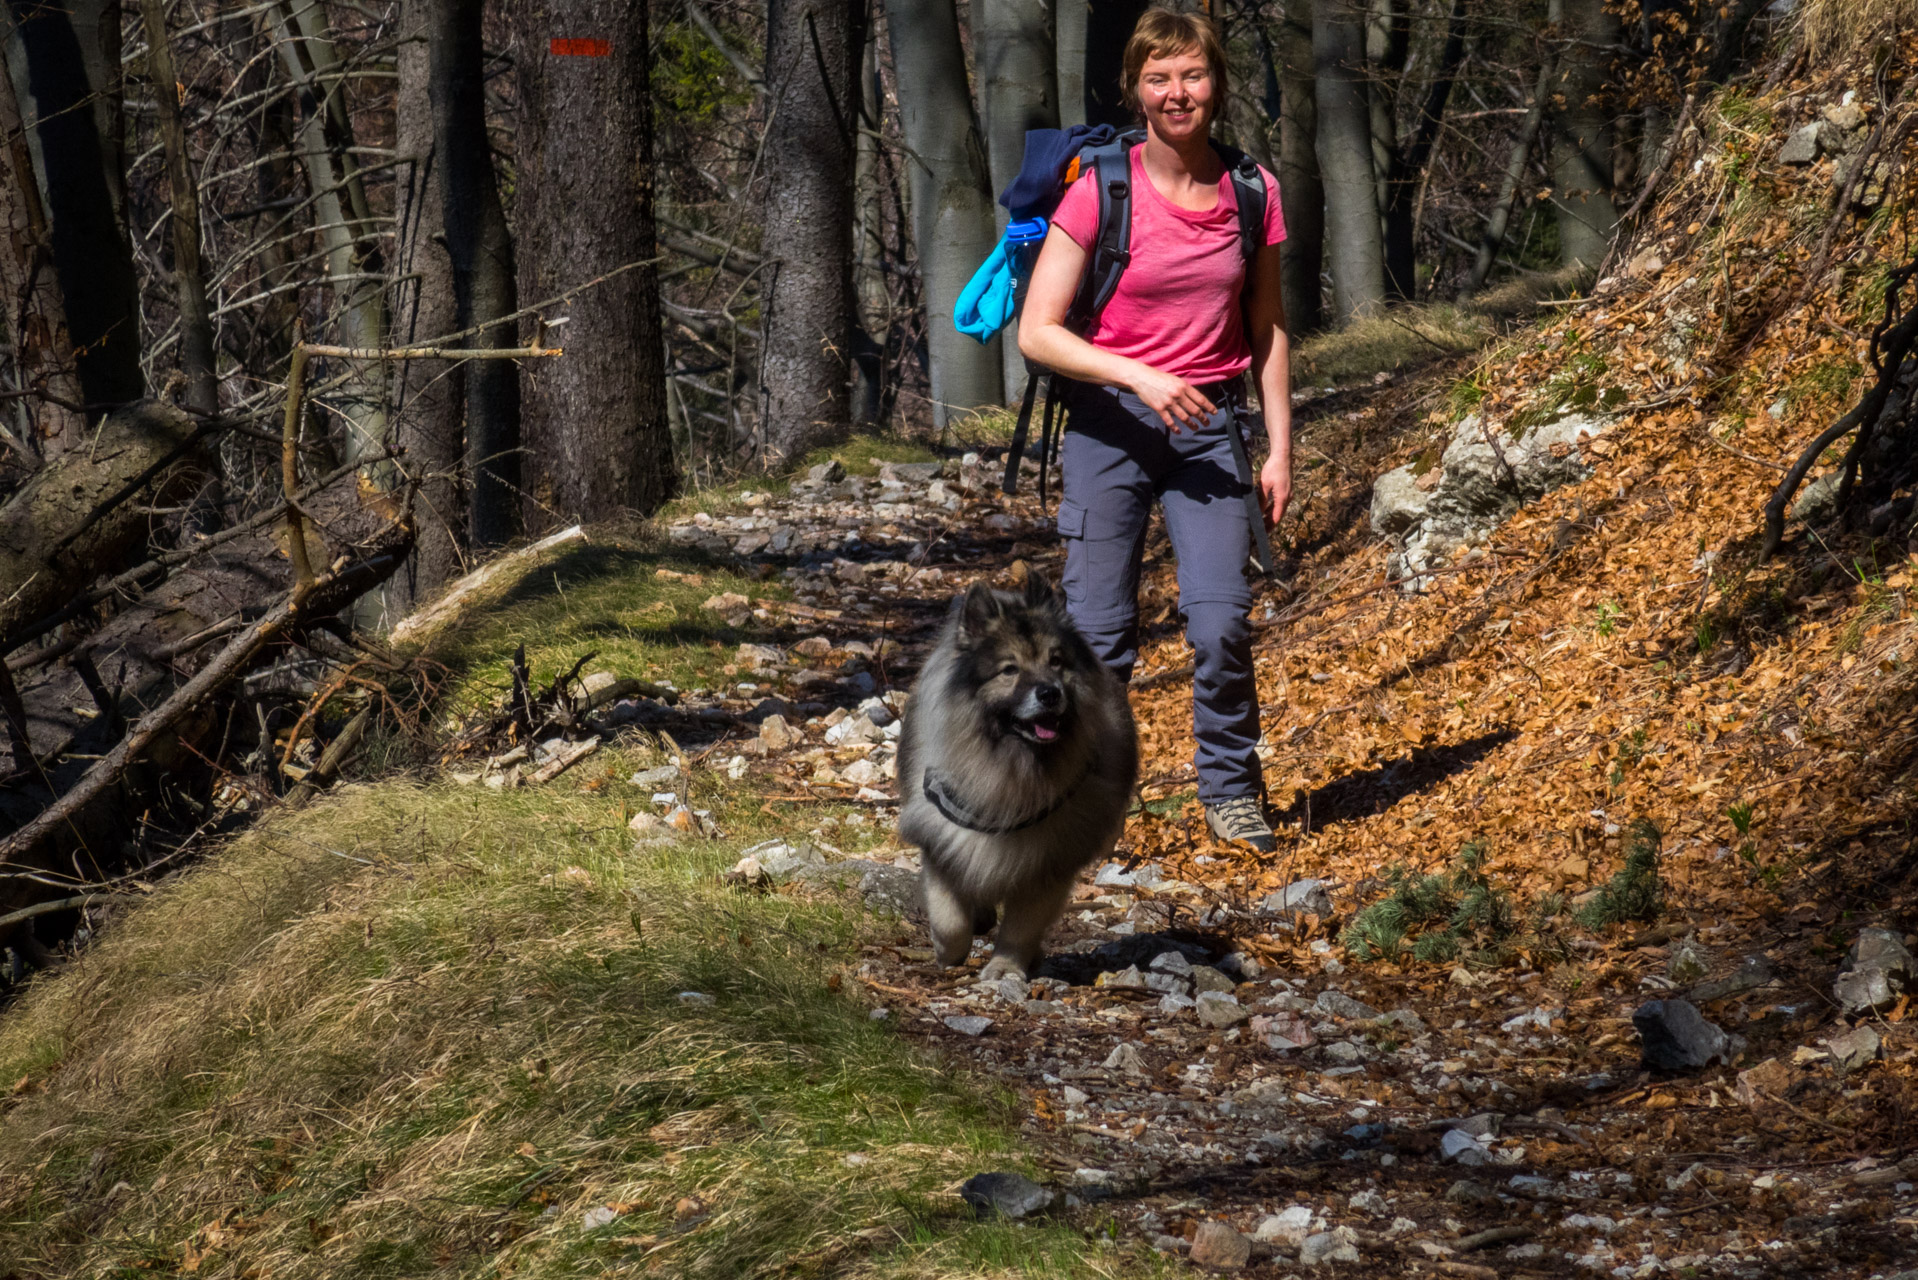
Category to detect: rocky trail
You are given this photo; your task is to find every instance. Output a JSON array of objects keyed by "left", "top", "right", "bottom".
[{"left": 471, "top": 377, "right": 1918, "bottom": 1279}]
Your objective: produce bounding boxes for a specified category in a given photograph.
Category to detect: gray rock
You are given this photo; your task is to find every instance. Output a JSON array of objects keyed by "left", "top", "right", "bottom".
[
  {"left": 630, "top": 764, "right": 680, "bottom": 789},
  {"left": 1323, "top": 1041, "right": 1365, "bottom": 1066},
  {"left": 1440, "top": 1129, "right": 1488, "bottom": 1165},
  {"left": 1452, "top": 1112, "right": 1503, "bottom": 1138},
  {"left": 1778, "top": 121, "right": 1823, "bottom": 164},
  {"left": 1299, "top": 1227, "right": 1361, "bottom": 1265},
  {"left": 1144, "top": 970, "right": 1187, "bottom": 994},
  {"left": 1190, "top": 965, "right": 1237, "bottom": 994},
  {"left": 737, "top": 839, "right": 826, "bottom": 883},
  {"left": 1159, "top": 992, "right": 1197, "bottom": 1015},
  {"left": 1149, "top": 950, "right": 1194, "bottom": 976},
  {"left": 1377, "top": 1007, "right": 1426, "bottom": 1033},
  {"left": 1104, "top": 1042, "right": 1148, "bottom": 1076},
  {"left": 1317, "top": 989, "right": 1381, "bottom": 1021},
  {"left": 1189, "top": 1221, "right": 1253, "bottom": 1268},
  {"left": 1369, "top": 464, "right": 1435, "bottom": 536},
  {"left": 1828, "top": 1025, "right": 1882, "bottom": 1073},
  {"left": 1793, "top": 471, "right": 1843, "bottom": 523},
  {"left": 943, "top": 1015, "right": 994, "bottom": 1036},
  {"left": 1446, "top": 1179, "right": 1498, "bottom": 1207},
  {"left": 1835, "top": 927, "right": 1915, "bottom": 1014},
  {"left": 808, "top": 459, "right": 847, "bottom": 483},
  {"left": 1095, "top": 964, "right": 1149, "bottom": 990},
  {"left": 1254, "top": 1205, "right": 1316, "bottom": 1245},
  {"left": 859, "top": 865, "right": 920, "bottom": 914},
  {"left": 1264, "top": 878, "right": 1335, "bottom": 918},
  {"left": 1196, "top": 991, "right": 1249, "bottom": 1028},
  {"left": 1688, "top": 953, "right": 1776, "bottom": 1002},
  {"left": 1667, "top": 939, "right": 1713, "bottom": 985},
  {"left": 1633, "top": 998, "right": 1741, "bottom": 1070},
  {"left": 959, "top": 1171, "right": 1055, "bottom": 1219},
  {"left": 879, "top": 460, "right": 942, "bottom": 484}
]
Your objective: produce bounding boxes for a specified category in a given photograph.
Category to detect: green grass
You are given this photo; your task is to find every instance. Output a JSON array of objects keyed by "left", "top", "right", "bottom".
[
  {"left": 0, "top": 755, "right": 1148, "bottom": 1279},
  {"left": 0, "top": 534, "right": 1162, "bottom": 1279},
  {"left": 414, "top": 537, "right": 789, "bottom": 719}
]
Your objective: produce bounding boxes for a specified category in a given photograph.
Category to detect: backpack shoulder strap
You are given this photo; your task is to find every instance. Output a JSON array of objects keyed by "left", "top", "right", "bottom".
[
  {"left": 1212, "top": 141, "right": 1266, "bottom": 269},
  {"left": 1065, "top": 130, "right": 1143, "bottom": 332}
]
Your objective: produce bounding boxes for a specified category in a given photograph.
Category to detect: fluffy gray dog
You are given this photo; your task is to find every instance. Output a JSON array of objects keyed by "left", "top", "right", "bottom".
[{"left": 897, "top": 574, "right": 1139, "bottom": 982}]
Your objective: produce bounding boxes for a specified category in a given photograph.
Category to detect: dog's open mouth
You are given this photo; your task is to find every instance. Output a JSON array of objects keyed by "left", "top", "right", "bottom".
[{"left": 1024, "top": 714, "right": 1062, "bottom": 743}]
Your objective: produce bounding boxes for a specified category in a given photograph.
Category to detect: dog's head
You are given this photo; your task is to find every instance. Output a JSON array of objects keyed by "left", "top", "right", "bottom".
[{"left": 950, "top": 575, "right": 1096, "bottom": 748}]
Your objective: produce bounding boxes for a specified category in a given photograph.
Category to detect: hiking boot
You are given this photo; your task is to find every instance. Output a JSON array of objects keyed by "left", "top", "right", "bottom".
[{"left": 1205, "top": 794, "right": 1276, "bottom": 853}]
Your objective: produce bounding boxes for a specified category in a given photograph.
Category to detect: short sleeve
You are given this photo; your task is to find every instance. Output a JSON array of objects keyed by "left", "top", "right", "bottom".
[
  {"left": 1260, "top": 166, "right": 1287, "bottom": 246},
  {"left": 1051, "top": 167, "right": 1100, "bottom": 248}
]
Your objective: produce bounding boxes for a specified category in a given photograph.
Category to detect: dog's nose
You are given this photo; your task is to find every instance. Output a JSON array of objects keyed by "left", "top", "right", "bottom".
[{"left": 1034, "top": 682, "right": 1063, "bottom": 710}]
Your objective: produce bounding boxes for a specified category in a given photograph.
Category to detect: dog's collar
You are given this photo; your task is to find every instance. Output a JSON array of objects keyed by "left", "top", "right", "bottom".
[{"left": 922, "top": 764, "right": 1090, "bottom": 835}]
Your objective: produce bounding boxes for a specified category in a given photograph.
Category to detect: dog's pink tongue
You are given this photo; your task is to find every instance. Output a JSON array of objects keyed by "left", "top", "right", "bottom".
[{"left": 1033, "top": 723, "right": 1058, "bottom": 741}]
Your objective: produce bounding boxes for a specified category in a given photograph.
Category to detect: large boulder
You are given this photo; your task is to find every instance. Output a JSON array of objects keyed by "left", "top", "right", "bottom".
[{"left": 1372, "top": 411, "right": 1612, "bottom": 589}]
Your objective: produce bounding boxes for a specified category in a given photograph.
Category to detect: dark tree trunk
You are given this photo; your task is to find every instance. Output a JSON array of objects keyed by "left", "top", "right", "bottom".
[
  {"left": 4, "top": 0, "right": 143, "bottom": 420},
  {"left": 0, "top": 45, "right": 81, "bottom": 452},
  {"left": 430, "top": 0, "right": 519, "bottom": 548},
  {"left": 1314, "top": 0, "right": 1384, "bottom": 322},
  {"left": 758, "top": 0, "right": 856, "bottom": 463},
  {"left": 515, "top": 0, "right": 673, "bottom": 523},
  {"left": 392, "top": 0, "right": 464, "bottom": 602},
  {"left": 1381, "top": 0, "right": 1466, "bottom": 302},
  {"left": 1083, "top": 0, "right": 1150, "bottom": 128},
  {"left": 1057, "top": 0, "right": 1087, "bottom": 129},
  {"left": 138, "top": 0, "right": 216, "bottom": 418},
  {"left": 1276, "top": 0, "right": 1324, "bottom": 336},
  {"left": 885, "top": 0, "right": 1002, "bottom": 426},
  {"left": 1550, "top": 0, "right": 1619, "bottom": 270}
]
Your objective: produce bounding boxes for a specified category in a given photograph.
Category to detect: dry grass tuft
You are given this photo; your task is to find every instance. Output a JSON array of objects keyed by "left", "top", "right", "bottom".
[
  {"left": 0, "top": 600, "right": 1147, "bottom": 1277},
  {"left": 1801, "top": 0, "right": 1918, "bottom": 54}
]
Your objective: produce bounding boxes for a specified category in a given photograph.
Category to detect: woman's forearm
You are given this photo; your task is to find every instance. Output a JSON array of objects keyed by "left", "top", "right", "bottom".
[
  {"left": 1252, "top": 328, "right": 1293, "bottom": 459},
  {"left": 1020, "top": 320, "right": 1144, "bottom": 390}
]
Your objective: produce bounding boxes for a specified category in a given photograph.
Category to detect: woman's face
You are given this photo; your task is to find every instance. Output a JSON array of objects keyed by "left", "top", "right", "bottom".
[{"left": 1136, "top": 48, "right": 1215, "bottom": 144}]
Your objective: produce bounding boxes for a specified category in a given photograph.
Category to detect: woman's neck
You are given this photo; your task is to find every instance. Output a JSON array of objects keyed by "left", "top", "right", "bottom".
[{"left": 1140, "top": 127, "right": 1221, "bottom": 185}]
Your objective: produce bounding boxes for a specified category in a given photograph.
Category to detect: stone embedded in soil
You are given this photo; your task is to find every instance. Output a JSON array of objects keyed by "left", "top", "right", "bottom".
[
  {"left": 1633, "top": 998, "right": 1741, "bottom": 1070},
  {"left": 758, "top": 714, "right": 797, "bottom": 751},
  {"left": 1190, "top": 965, "right": 1236, "bottom": 994},
  {"left": 1324, "top": 1041, "right": 1365, "bottom": 1066},
  {"left": 1452, "top": 1112, "right": 1502, "bottom": 1138},
  {"left": 1195, "top": 991, "right": 1249, "bottom": 1028},
  {"left": 1828, "top": 1024, "right": 1883, "bottom": 1073},
  {"left": 1688, "top": 953, "right": 1776, "bottom": 1002},
  {"left": 630, "top": 764, "right": 679, "bottom": 788},
  {"left": 1667, "top": 939, "right": 1713, "bottom": 984},
  {"left": 1778, "top": 121, "right": 1823, "bottom": 164},
  {"left": 1445, "top": 1179, "right": 1497, "bottom": 1207},
  {"left": 1735, "top": 1056, "right": 1792, "bottom": 1107},
  {"left": 1095, "top": 965, "right": 1148, "bottom": 990},
  {"left": 1149, "top": 949, "right": 1194, "bottom": 976},
  {"left": 858, "top": 865, "right": 918, "bottom": 914},
  {"left": 1316, "top": 989, "right": 1381, "bottom": 1021},
  {"left": 1263, "top": 878, "right": 1334, "bottom": 918},
  {"left": 1440, "top": 1129, "right": 1489, "bottom": 1165},
  {"left": 1254, "top": 1205, "right": 1316, "bottom": 1246},
  {"left": 958, "top": 1171, "right": 1054, "bottom": 1219},
  {"left": 1189, "top": 1221, "right": 1254, "bottom": 1269},
  {"left": 943, "top": 1015, "right": 993, "bottom": 1036},
  {"left": 1299, "top": 1227, "right": 1361, "bottom": 1265},
  {"left": 1104, "top": 1042, "right": 1149, "bottom": 1076},
  {"left": 1835, "top": 927, "right": 1915, "bottom": 1014}
]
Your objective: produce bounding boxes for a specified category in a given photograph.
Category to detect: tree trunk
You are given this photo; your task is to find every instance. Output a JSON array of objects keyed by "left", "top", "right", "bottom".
[
  {"left": 1057, "top": 0, "right": 1087, "bottom": 129},
  {"left": 2, "top": 0, "right": 144, "bottom": 423},
  {"left": 391, "top": 0, "right": 464, "bottom": 602},
  {"left": 851, "top": 21, "right": 885, "bottom": 427},
  {"left": 1276, "top": 0, "right": 1323, "bottom": 337},
  {"left": 138, "top": 0, "right": 217, "bottom": 418},
  {"left": 758, "top": 0, "right": 856, "bottom": 461},
  {"left": 430, "top": 0, "right": 519, "bottom": 548},
  {"left": 1381, "top": 0, "right": 1466, "bottom": 302},
  {"left": 0, "top": 44, "right": 81, "bottom": 454},
  {"left": 973, "top": 0, "right": 1057, "bottom": 398},
  {"left": 1083, "top": 0, "right": 1150, "bottom": 128},
  {"left": 1549, "top": 0, "right": 1618, "bottom": 270},
  {"left": 1467, "top": 53, "right": 1554, "bottom": 294},
  {"left": 884, "top": 0, "right": 1002, "bottom": 427},
  {"left": 271, "top": 0, "right": 388, "bottom": 460},
  {"left": 515, "top": 0, "right": 673, "bottom": 522},
  {"left": 1365, "top": 0, "right": 1407, "bottom": 229},
  {"left": 1313, "top": 0, "right": 1385, "bottom": 323}
]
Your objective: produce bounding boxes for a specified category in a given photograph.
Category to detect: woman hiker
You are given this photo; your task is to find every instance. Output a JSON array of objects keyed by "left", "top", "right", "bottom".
[{"left": 1019, "top": 7, "right": 1292, "bottom": 854}]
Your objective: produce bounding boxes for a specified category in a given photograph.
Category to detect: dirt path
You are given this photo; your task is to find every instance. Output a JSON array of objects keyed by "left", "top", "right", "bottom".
[{"left": 662, "top": 435, "right": 1918, "bottom": 1279}]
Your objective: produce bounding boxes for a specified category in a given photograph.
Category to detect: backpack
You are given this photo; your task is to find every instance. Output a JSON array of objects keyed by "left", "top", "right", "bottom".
[{"left": 980, "top": 126, "right": 1274, "bottom": 574}]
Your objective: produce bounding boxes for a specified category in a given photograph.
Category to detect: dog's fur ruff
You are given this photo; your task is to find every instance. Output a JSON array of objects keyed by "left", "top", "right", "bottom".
[{"left": 896, "top": 574, "right": 1139, "bottom": 982}]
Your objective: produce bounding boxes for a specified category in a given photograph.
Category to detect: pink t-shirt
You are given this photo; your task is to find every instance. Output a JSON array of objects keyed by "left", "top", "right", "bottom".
[{"left": 1051, "top": 147, "right": 1285, "bottom": 384}]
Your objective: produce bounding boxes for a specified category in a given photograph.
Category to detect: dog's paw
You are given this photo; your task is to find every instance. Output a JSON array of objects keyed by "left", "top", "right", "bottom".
[{"left": 978, "top": 955, "right": 1030, "bottom": 985}]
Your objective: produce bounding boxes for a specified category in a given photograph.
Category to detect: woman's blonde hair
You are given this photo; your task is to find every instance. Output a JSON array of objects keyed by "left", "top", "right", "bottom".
[{"left": 1121, "top": 7, "right": 1230, "bottom": 118}]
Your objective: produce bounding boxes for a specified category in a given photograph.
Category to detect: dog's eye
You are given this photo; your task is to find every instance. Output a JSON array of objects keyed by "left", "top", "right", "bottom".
[{"left": 998, "top": 663, "right": 1018, "bottom": 678}]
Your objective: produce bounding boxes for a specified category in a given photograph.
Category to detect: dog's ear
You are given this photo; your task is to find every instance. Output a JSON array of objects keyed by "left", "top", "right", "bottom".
[
  {"left": 1022, "top": 571, "right": 1058, "bottom": 611},
  {"left": 959, "top": 582, "right": 1002, "bottom": 636}
]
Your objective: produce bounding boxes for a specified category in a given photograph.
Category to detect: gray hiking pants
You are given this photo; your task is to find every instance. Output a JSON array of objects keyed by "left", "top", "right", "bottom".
[{"left": 1055, "top": 379, "right": 1261, "bottom": 804}]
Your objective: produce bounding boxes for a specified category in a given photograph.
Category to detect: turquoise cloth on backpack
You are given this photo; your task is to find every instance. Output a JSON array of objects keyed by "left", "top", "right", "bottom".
[{"left": 954, "top": 238, "right": 1014, "bottom": 342}]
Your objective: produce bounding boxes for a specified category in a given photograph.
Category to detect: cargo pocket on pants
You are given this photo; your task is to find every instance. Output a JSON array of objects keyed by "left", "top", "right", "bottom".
[{"left": 1055, "top": 500, "right": 1088, "bottom": 608}]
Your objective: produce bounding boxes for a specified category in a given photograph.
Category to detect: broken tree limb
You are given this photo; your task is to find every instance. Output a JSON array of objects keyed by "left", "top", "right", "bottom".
[
  {"left": 388, "top": 523, "right": 586, "bottom": 647},
  {"left": 301, "top": 343, "right": 563, "bottom": 360},
  {"left": 287, "top": 705, "right": 371, "bottom": 808},
  {"left": 282, "top": 341, "right": 316, "bottom": 588}
]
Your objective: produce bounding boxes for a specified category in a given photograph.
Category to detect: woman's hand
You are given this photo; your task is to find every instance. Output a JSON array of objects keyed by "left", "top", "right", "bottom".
[
  {"left": 1258, "top": 451, "right": 1292, "bottom": 526},
  {"left": 1127, "top": 363, "right": 1217, "bottom": 432}
]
